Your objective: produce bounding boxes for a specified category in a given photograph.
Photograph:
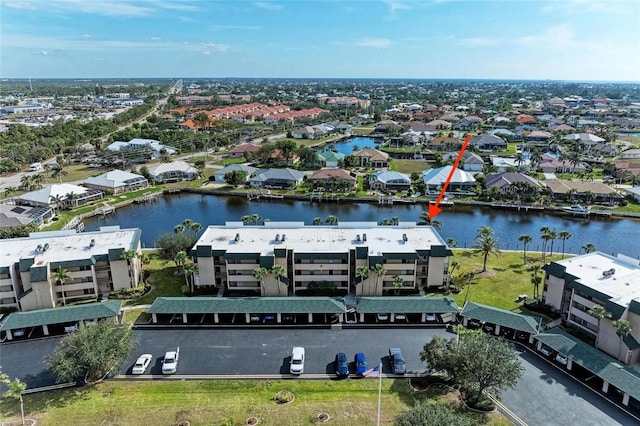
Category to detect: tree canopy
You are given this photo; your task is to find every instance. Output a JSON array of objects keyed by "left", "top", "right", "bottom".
[
  {"left": 420, "top": 330, "right": 523, "bottom": 397},
  {"left": 46, "top": 320, "right": 137, "bottom": 383}
]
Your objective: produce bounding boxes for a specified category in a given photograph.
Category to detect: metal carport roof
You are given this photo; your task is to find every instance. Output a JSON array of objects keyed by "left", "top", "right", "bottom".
[
  {"left": 536, "top": 328, "right": 640, "bottom": 401},
  {"left": 0, "top": 300, "right": 123, "bottom": 331},
  {"left": 356, "top": 296, "right": 460, "bottom": 313},
  {"left": 461, "top": 301, "right": 541, "bottom": 334},
  {"left": 148, "top": 297, "right": 347, "bottom": 314}
]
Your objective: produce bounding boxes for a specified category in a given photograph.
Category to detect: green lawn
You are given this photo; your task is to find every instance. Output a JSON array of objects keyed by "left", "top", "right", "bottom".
[
  {"left": 211, "top": 157, "right": 248, "bottom": 166},
  {"left": 0, "top": 380, "right": 509, "bottom": 426},
  {"left": 438, "top": 249, "right": 564, "bottom": 314},
  {"left": 126, "top": 253, "right": 184, "bottom": 306},
  {"left": 351, "top": 126, "right": 376, "bottom": 135},
  {"left": 390, "top": 159, "right": 431, "bottom": 175}
]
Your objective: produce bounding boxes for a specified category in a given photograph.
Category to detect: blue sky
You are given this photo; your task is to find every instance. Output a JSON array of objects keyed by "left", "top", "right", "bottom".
[{"left": 1, "top": 0, "right": 639, "bottom": 81}]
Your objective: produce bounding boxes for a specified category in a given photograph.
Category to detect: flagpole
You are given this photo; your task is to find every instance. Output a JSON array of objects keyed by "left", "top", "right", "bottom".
[{"left": 376, "top": 362, "right": 382, "bottom": 426}]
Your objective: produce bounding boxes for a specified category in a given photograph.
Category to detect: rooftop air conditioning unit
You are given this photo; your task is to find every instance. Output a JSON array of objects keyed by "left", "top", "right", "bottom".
[
  {"left": 356, "top": 234, "right": 361, "bottom": 242},
  {"left": 89, "top": 239, "right": 95, "bottom": 248},
  {"left": 43, "top": 243, "right": 50, "bottom": 251},
  {"left": 282, "top": 234, "right": 286, "bottom": 242},
  {"left": 402, "top": 233, "right": 408, "bottom": 241},
  {"left": 602, "top": 268, "right": 616, "bottom": 277},
  {"left": 275, "top": 234, "right": 280, "bottom": 243},
  {"left": 362, "top": 233, "right": 367, "bottom": 242},
  {"left": 234, "top": 233, "right": 240, "bottom": 242}
]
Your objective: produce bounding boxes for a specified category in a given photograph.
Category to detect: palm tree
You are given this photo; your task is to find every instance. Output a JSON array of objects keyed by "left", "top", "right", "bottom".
[
  {"left": 4, "top": 186, "right": 18, "bottom": 204},
  {"left": 52, "top": 267, "right": 70, "bottom": 306},
  {"left": 49, "top": 194, "right": 65, "bottom": 213},
  {"left": 613, "top": 319, "right": 633, "bottom": 362},
  {"left": 472, "top": 226, "right": 500, "bottom": 272},
  {"left": 65, "top": 191, "right": 77, "bottom": 208},
  {"left": 183, "top": 262, "right": 198, "bottom": 293},
  {"left": 587, "top": 305, "right": 611, "bottom": 348},
  {"left": 529, "top": 263, "right": 542, "bottom": 300},
  {"left": 50, "top": 163, "right": 68, "bottom": 183},
  {"left": 548, "top": 230, "right": 558, "bottom": 257},
  {"left": 558, "top": 231, "right": 571, "bottom": 259},
  {"left": 392, "top": 275, "right": 404, "bottom": 296},
  {"left": 271, "top": 264, "right": 287, "bottom": 296},
  {"left": 446, "top": 238, "right": 457, "bottom": 248},
  {"left": 1, "top": 372, "right": 26, "bottom": 426},
  {"left": 173, "top": 250, "right": 188, "bottom": 273},
  {"left": 372, "top": 263, "right": 387, "bottom": 296},
  {"left": 253, "top": 267, "right": 268, "bottom": 295},
  {"left": 325, "top": 215, "right": 338, "bottom": 225},
  {"left": 241, "top": 215, "right": 252, "bottom": 225},
  {"left": 518, "top": 234, "right": 532, "bottom": 265},
  {"left": 418, "top": 211, "right": 442, "bottom": 228},
  {"left": 120, "top": 249, "right": 137, "bottom": 265},
  {"left": 355, "top": 265, "right": 369, "bottom": 288},
  {"left": 31, "top": 173, "right": 45, "bottom": 190},
  {"left": 190, "top": 222, "right": 202, "bottom": 235},
  {"left": 582, "top": 243, "right": 596, "bottom": 254},
  {"left": 251, "top": 213, "right": 261, "bottom": 225},
  {"left": 447, "top": 259, "right": 460, "bottom": 291},
  {"left": 20, "top": 174, "right": 33, "bottom": 191},
  {"left": 312, "top": 217, "right": 323, "bottom": 226},
  {"left": 182, "top": 218, "right": 193, "bottom": 231},
  {"left": 539, "top": 226, "right": 551, "bottom": 262},
  {"left": 391, "top": 216, "right": 399, "bottom": 226},
  {"left": 462, "top": 271, "right": 476, "bottom": 305},
  {"left": 173, "top": 224, "right": 185, "bottom": 234}
]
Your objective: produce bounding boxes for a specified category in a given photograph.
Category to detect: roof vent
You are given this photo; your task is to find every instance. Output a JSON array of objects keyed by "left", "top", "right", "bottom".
[
  {"left": 363, "top": 233, "right": 367, "bottom": 242},
  {"left": 281, "top": 234, "right": 286, "bottom": 242},
  {"left": 275, "top": 234, "right": 281, "bottom": 243},
  {"left": 234, "top": 233, "right": 240, "bottom": 242},
  {"left": 602, "top": 268, "right": 616, "bottom": 277},
  {"left": 356, "top": 234, "right": 361, "bottom": 242},
  {"left": 402, "top": 233, "right": 408, "bottom": 241},
  {"left": 43, "top": 243, "right": 50, "bottom": 251},
  {"left": 89, "top": 239, "right": 95, "bottom": 248}
]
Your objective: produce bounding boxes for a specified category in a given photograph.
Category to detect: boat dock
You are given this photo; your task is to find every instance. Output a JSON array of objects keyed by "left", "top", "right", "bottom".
[
  {"left": 95, "top": 204, "right": 116, "bottom": 216},
  {"left": 247, "top": 189, "right": 285, "bottom": 201},
  {"left": 134, "top": 193, "right": 161, "bottom": 204},
  {"left": 490, "top": 202, "right": 544, "bottom": 212}
]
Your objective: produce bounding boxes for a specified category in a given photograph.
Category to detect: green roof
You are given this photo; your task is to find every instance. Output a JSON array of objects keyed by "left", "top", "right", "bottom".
[
  {"left": 430, "top": 246, "right": 453, "bottom": 257},
  {"left": 356, "top": 296, "right": 459, "bottom": 313},
  {"left": 148, "top": 297, "right": 346, "bottom": 314},
  {"left": 30, "top": 265, "right": 48, "bottom": 282},
  {"left": 536, "top": 328, "right": 640, "bottom": 400},
  {"left": 461, "top": 301, "right": 541, "bottom": 334},
  {"left": 0, "top": 300, "right": 122, "bottom": 331}
]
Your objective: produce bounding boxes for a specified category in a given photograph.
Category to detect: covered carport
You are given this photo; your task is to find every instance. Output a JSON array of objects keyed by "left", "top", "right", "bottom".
[
  {"left": 355, "top": 296, "right": 460, "bottom": 324},
  {"left": 535, "top": 327, "right": 640, "bottom": 408},
  {"left": 0, "top": 300, "right": 123, "bottom": 341},
  {"left": 147, "top": 297, "right": 347, "bottom": 325},
  {"left": 460, "top": 301, "right": 542, "bottom": 343}
]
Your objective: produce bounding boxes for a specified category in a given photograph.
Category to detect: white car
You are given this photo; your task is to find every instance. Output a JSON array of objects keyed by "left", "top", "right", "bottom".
[
  {"left": 539, "top": 346, "right": 553, "bottom": 357},
  {"left": 132, "top": 354, "right": 153, "bottom": 374},
  {"left": 162, "top": 347, "right": 180, "bottom": 374},
  {"left": 290, "top": 347, "right": 305, "bottom": 375},
  {"left": 425, "top": 313, "right": 437, "bottom": 322},
  {"left": 555, "top": 353, "right": 568, "bottom": 365}
]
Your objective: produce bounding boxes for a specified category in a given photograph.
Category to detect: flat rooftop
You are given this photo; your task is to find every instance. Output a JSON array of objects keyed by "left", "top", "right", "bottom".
[
  {"left": 0, "top": 226, "right": 140, "bottom": 268},
  {"left": 195, "top": 222, "right": 447, "bottom": 256},
  {"left": 557, "top": 252, "right": 640, "bottom": 306}
]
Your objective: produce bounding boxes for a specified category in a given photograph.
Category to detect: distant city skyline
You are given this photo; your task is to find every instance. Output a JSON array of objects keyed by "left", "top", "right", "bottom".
[{"left": 1, "top": 0, "right": 639, "bottom": 82}]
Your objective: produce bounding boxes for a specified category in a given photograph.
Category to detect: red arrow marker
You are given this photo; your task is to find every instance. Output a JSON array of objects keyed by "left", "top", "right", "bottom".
[{"left": 428, "top": 133, "right": 472, "bottom": 220}]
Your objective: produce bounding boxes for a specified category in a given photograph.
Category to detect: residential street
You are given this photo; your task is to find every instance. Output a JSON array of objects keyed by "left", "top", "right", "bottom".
[{"left": 1, "top": 327, "right": 638, "bottom": 425}]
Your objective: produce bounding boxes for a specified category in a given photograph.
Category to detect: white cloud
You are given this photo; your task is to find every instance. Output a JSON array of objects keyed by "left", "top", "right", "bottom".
[
  {"left": 41, "top": 50, "right": 48, "bottom": 55},
  {"left": 516, "top": 24, "right": 575, "bottom": 49},
  {"left": 82, "top": 34, "right": 93, "bottom": 40},
  {"left": 253, "top": 1, "right": 283, "bottom": 11},
  {"left": 203, "top": 42, "right": 229, "bottom": 52},
  {"left": 202, "top": 51, "right": 211, "bottom": 55},
  {"left": 4, "top": 1, "right": 37, "bottom": 10},
  {"left": 356, "top": 38, "right": 392, "bottom": 48},
  {"left": 458, "top": 37, "right": 501, "bottom": 47},
  {"left": 540, "top": 0, "right": 631, "bottom": 15},
  {"left": 148, "top": 37, "right": 161, "bottom": 41},
  {"left": 384, "top": 1, "right": 411, "bottom": 13}
]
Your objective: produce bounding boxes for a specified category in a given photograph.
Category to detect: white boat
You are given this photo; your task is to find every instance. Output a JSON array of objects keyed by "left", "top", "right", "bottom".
[{"left": 563, "top": 204, "right": 590, "bottom": 216}]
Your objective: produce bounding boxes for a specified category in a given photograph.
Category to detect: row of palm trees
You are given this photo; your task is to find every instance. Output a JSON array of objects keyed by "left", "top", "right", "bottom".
[
  {"left": 253, "top": 264, "right": 287, "bottom": 296},
  {"left": 173, "top": 218, "right": 203, "bottom": 236}
]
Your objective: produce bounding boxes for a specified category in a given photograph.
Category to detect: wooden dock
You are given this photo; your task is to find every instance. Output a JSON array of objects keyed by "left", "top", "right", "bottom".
[
  {"left": 95, "top": 204, "right": 116, "bottom": 216},
  {"left": 134, "top": 193, "right": 161, "bottom": 204},
  {"left": 490, "top": 202, "right": 544, "bottom": 212},
  {"left": 248, "top": 189, "right": 285, "bottom": 201}
]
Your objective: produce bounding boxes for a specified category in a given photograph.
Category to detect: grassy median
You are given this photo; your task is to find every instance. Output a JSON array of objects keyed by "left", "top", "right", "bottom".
[{"left": 1, "top": 380, "right": 510, "bottom": 426}]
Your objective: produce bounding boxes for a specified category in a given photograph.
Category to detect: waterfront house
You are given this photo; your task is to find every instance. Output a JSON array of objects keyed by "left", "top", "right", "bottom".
[
  {"left": 317, "top": 150, "right": 345, "bottom": 168},
  {"left": 485, "top": 172, "right": 543, "bottom": 195},
  {"left": 490, "top": 156, "right": 531, "bottom": 173},
  {"left": 105, "top": 138, "right": 176, "bottom": 158},
  {"left": 309, "top": 168, "right": 356, "bottom": 190},
  {"left": 544, "top": 180, "right": 621, "bottom": 203},
  {"left": 469, "top": 134, "right": 507, "bottom": 152},
  {"left": 213, "top": 164, "right": 258, "bottom": 183},
  {"left": 422, "top": 166, "right": 476, "bottom": 192},
  {"left": 17, "top": 183, "right": 104, "bottom": 209},
  {"left": 249, "top": 168, "right": 306, "bottom": 189},
  {"left": 369, "top": 171, "right": 411, "bottom": 191},
  {"left": 0, "top": 204, "right": 54, "bottom": 228},
  {"left": 84, "top": 170, "right": 149, "bottom": 195}
]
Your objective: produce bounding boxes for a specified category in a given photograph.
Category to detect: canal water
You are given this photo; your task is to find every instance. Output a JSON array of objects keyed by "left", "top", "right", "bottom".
[{"left": 84, "top": 193, "right": 640, "bottom": 258}]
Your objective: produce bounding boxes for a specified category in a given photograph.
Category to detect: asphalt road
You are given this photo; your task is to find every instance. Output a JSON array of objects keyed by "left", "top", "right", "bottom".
[{"left": 2, "top": 327, "right": 638, "bottom": 426}]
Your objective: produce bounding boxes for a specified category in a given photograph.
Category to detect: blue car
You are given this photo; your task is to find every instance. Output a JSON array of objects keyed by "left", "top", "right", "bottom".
[
  {"left": 335, "top": 352, "right": 349, "bottom": 378},
  {"left": 355, "top": 352, "right": 367, "bottom": 376}
]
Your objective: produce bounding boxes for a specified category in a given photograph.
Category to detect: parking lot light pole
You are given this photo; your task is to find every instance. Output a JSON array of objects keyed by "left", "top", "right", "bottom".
[{"left": 376, "top": 361, "right": 382, "bottom": 426}]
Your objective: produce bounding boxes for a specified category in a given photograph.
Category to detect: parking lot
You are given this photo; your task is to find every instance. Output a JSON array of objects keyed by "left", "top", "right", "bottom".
[{"left": 1, "top": 327, "right": 638, "bottom": 425}]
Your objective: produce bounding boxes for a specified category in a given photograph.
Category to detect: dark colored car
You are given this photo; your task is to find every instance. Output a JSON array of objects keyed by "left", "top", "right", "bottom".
[
  {"left": 335, "top": 352, "right": 349, "bottom": 378},
  {"left": 355, "top": 352, "right": 367, "bottom": 376},
  {"left": 389, "top": 347, "right": 406, "bottom": 375}
]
